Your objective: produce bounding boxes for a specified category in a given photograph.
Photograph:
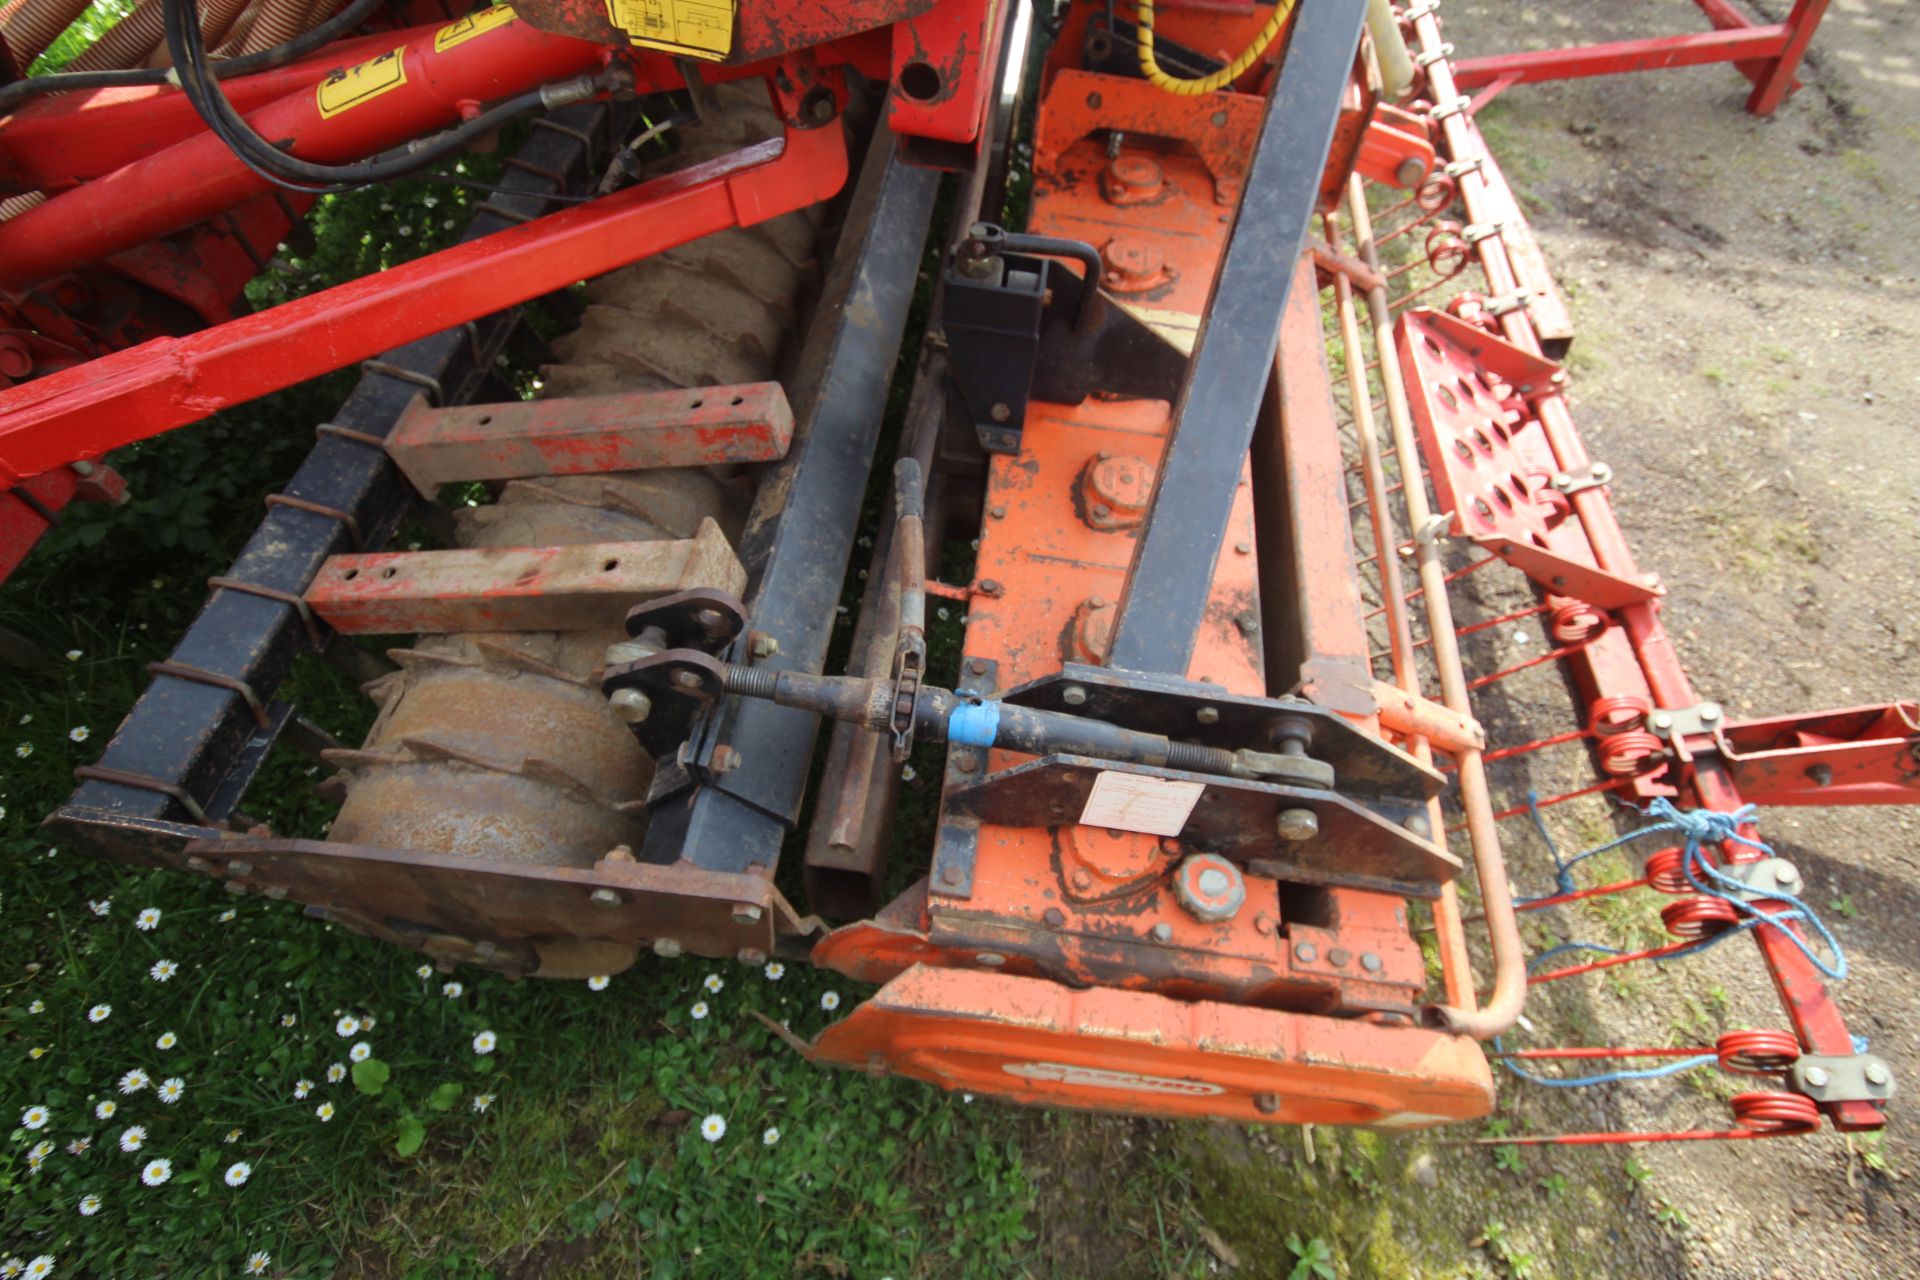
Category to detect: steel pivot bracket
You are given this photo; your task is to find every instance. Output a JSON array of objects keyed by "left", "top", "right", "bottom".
[
  {"left": 1395, "top": 308, "right": 1660, "bottom": 610},
  {"left": 1790, "top": 1053, "right": 1898, "bottom": 1106},
  {"left": 1712, "top": 857, "right": 1804, "bottom": 899},
  {"left": 940, "top": 224, "right": 1188, "bottom": 453},
  {"left": 1548, "top": 460, "right": 1614, "bottom": 496}
]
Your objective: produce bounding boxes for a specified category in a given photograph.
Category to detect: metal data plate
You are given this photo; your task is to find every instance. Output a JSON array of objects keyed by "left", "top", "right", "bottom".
[
  {"left": 1000, "top": 662, "right": 1443, "bottom": 799},
  {"left": 1395, "top": 308, "right": 1657, "bottom": 610},
  {"left": 946, "top": 754, "right": 1459, "bottom": 899}
]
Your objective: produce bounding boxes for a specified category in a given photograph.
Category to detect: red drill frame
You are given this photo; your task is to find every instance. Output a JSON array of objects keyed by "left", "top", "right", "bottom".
[{"left": 1450, "top": 0, "right": 1828, "bottom": 117}]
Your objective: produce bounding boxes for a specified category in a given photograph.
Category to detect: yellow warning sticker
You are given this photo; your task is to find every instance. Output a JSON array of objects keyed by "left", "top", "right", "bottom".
[
  {"left": 316, "top": 47, "right": 407, "bottom": 119},
  {"left": 433, "top": 4, "right": 517, "bottom": 54},
  {"left": 604, "top": 0, "right": 733, "bottom": 61}
]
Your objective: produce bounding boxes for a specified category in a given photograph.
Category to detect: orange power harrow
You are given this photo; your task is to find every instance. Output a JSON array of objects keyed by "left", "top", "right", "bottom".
[{"left": 33, "top": 0, "right": 1907, "bottom": 1136}]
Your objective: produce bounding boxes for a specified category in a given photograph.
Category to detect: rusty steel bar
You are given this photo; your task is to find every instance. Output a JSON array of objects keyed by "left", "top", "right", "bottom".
[
  {"left": 1324, "top": 208, "right": 1472, "bottom": 1010},
  {"left": 383, "top": 382, "right": 795, "bottom": 496},
  {"left": 305, "top": 519, "right": 745, "bottom": 634},
  {"left": 1348, "top": 172, "right": 1523, "bottom": 1040}
]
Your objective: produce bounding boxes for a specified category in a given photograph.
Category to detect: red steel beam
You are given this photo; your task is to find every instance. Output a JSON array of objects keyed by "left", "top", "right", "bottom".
[
  {"left": 1451, "top": 25, "right": 1789, "bottom": 90},
  {"left": 385, "top": 382, "right": 794, "bottom": 495},
  {"left": 1747, "top": 0, "right": 1829, "bottom": 115},
  {"left": 0, "top": 115, "right": 848, "bottom": 488}
]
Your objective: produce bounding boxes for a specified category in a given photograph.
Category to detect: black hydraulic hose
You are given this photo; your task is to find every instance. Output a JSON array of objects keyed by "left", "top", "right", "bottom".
[
  {"left": 164, "top": 0, "right": 599, "bottom": 195},
  {"left": 0, "top": 0, "right": 390, "bottom": 115}
]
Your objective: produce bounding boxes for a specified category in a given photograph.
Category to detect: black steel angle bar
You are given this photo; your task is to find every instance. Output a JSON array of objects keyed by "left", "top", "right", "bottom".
[{"left": 1104, "top": 0, "right": 1370, "bottom": 676}]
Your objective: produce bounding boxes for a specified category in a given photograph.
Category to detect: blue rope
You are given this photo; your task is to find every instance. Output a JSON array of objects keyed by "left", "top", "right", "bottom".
[
  {"left": 1492, "top": 1038, "right": 1717, "bottom": 1089},
  {"left": 1515, "top": 796, "right": 1847, "bottom": 979}
]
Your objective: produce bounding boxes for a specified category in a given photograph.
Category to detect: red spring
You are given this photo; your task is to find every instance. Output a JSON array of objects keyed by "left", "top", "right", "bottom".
[
  {"left": 1716, "top": 1029, "right": 1802, "bottom": 1076},
  {"left": 1644, "top": 845, "right": 1690, "bottom": 894},
  {"left": 1589, "top": 694, "right": 1649, "bottom": 738},
  {"left": 1598, "top": 729, "right": 1664, "bottom": 778},
  {"left": 1548, "top": 598, "right": 1608, "bottom": 645},
  {"left": 1424, "top": 222, "right": 1469, "bottom": 278},
  {"left": 1730, "top": 1091, "right": 1821, "bottom": 1134},
  {"left": 1445, "top": 290, "right": 1501, "bottom": 333},
  {"left": 1662, "top": 895, "right": 1741, "bottom": 940},
  {"left": 1416, "top": 170, "right": 1457, "bottom": 213}
]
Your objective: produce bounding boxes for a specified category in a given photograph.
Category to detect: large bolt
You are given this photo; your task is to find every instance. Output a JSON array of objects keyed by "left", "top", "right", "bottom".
[
  {"left": 1865, "top": 1063, "right": 1891, "bottom": 1086},
  {"left": 1396, "top": 156, "right": 1428, "bottom": 187},
  {"left": 1700, "top": 703, "right": 1721, "bottom": 723},
  {"left": 1294, "top": 942, "right": 1318, "bottom": 963},
  {"left": 1804, "top": 1066, "right": 1831, "bottom": 1088},
  {"left": 1062, "top": 684, "right": 1088, "bottom": 706},
  {"left": 609, "top": 688, "right": 652, "bottom": 723},
  {"left": 1360, "top": 952, "right": 1383, "bottom": 973},
  {"left": 1277, "top": 808, "right": 1320, "bottom": 842},
  {"left": 1150, "top": 923, "right": 1174, "bottom": 943}
]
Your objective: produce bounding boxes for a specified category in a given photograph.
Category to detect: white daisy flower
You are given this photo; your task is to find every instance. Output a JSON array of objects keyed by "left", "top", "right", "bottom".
[
  {"left": 118, "top": 1068, "right": 148, "bottom": 1094},
  {"left": 335, "top": 1015, "right": 359, "bottom": 1037},
  {"left": 472, "top": 1030, "right": 497, "bottom": 1055},
  {"left": 119, "top": 1126, "right": 146, "bottom": 1152},
  {"left": 441, "top": 981, "right": 463, "bottom": 999},
  {"left": 68, "top": 726, "right": 88, "bottom": 743},
  {"left": 224, "top": 1129, "right": 243, "bottom": 1144},
  {"left": 65, "top": 649, "right": 82, "bottom": 661},
  {"left": 0, "top": 1259, "right": 19, "bottom": 1279},
  {"left": 24, "top": 1260, "right": 53, "bottom": 1280},
  {"left": 140, "top": 1157, "right": 172, "bottom": 1186},
  {"left": 14, "top": 744, "right": 31, "bottom": 759},
  {"left": 700, "top": 1114, "right": 726, "bottom": 1142},
  {"left": 327, "top": 1063, "right": 346, "bottom": 1083},
  {"left": 95, "top": 1100, "right": 116, "bottom": 1120},
  {"left": 820, "top": 991, "right": 841, "bottom": 1011},
  {"left": 224, "top": 1161, "right": 252, "bottom": 1187},
  {"left": 65, "top": 1138, "right": 89, "bottom": 1156},
  {"left": 218, "top": 909, "right": 237, "bottom": 923},
  {"left": 19, "top": 1104, "right": 49, "bottom": 1130},
  {"left": 155, "top": 1031, "right": 177, "bottom": 1050},
  {"left": 27, "top": 999, "right": 43, "bottom": 1014},
  {"left": 135, "top": 907, "right": 160, "bottom": 931},
  {"left": 763, "top": 1126, "right": 781, "bottom": 1146},
  {"left": 362, "top": 1015, "right": 376, "bottom": 1030},
  {"left": 349, "top": 1042, "right": 371, "bottom": 1063},
  {"left": 78, "top": 1194, "right": 101, "bottom": 1216},
  {"left": 415, "top": 964, "right": 433, "bottom": 979},
  {"left": 472, "top": 1093, "right": 494, "bottom": 1113},
  {"left": 149, "top": 959, "right": 178, "bottom": 982},
  {"left": 88, "top": 899, "right": 111, "bottom": 917},
  {"left": 690, "top": 1001, "right": 709, "bottom": 1020},
  {"left": 156, "top": 1078, "right": 184, "bottom": 1105},
  {"left": 315, "top": 1101, "right": 335, "bottom": 1122},
  {"left": 587, "top": 975, "right": 609, "bottom": 991},
  {"left": 246, "top": 1252, "right": 271, "bottom": 1275},
  {"left": 764, "top": 962, "right": 785, "bottom": 980},
  {"left": 703, "top": 974, "right": 725, "bottom": 994},
  {"left": 27, "top": 1047, "right": 47, "bottom": 1061},
  {"left": 293, "top": 1079, "right": 313, "bottom": 1100},
  {"left": 87, "top": 1004, "right": 111, "bottom": 1023},
  {"left": 27, "top": 1140, "right": 51, "bottom": 1170}
]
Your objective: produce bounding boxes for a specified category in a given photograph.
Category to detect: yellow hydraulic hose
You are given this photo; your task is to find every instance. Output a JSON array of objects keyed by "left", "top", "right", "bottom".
[{"left": 1135, "top": 0, "right": 1297, "bottom": 96}]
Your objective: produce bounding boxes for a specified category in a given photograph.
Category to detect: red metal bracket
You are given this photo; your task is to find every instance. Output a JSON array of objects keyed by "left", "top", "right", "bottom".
[
  {"left": 305, "top": 519, "right": 744, "bottom": 635},
  {"left": 1714, "top": 702, "right": 1920, "bottom": 807},
  {"left": 1, "top": 462, "right": 127, "bottom": 581},
  {"left": 1395, "top": 308, "right": 1657, "bottom": 610},
  {"left": 384, "top": 382, "right": 794, "bottom": 496}
]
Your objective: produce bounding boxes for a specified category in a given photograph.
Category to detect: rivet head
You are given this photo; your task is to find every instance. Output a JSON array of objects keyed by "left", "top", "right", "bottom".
[
  {"left": 1069, "top": 869, "right": 1093, "bottom": 891},
  {"left": 1293, "top": 942, "right": 1317, "bottom": 963},
  {"left": 1360, "top": 952, "right": 1383, "bottom": 973},
  {"left": 940, "top": 865, "right": 964, "bottom": 886},
  {"left": 1651, "top": 712, "right": 1674, "bottom": 731},
  {"left": 590, "top": 888, "right": 622, "bottom": 908},
  {"left": 1804, "top": 1066, "right": 1831, "bottom": 1088},
  {"left": 1195, "top": 706, "right": 1220, "bottom": 725},
  {"left": 1865, "top": 1064, "right": 1891, "bottom": 1086},
  {"left": 1062, "top": 684, "right": 1088, "bottom": 706},
  {"left": 1043, "top": 907, "right": 1066, "bottom": 927},
  {"left": 976, "top": 952, "right": 1006, "bottom": 966},
  {"left": 1150, "top": 923, "right": 1173, "bottom": 943},
  {"left": 1700, "top": 703, "right": 1721, "bottom": 722},
  {"left": 1327, "top": 948, "right": 1351, "bottom": 968}
]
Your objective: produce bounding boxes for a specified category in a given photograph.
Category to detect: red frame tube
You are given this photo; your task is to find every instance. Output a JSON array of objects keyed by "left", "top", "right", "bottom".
[{"left": 0, "top": 112, "right": 847, "bottom": 485}]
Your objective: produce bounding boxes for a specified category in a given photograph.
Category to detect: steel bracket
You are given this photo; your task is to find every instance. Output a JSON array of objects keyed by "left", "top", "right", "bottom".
[
  {"left": 1713, "top": 857, "right": 1804, "bottom": 900},
  {"left": 1791, "top": 1053, "right": 1898, "bottom": 1105},
  {"left": 1548, "top": 460, "right": 1614, "bottom": 496},
  {"left": 1413, "top": 43, "right": 1456, "bottom": 68},
  {"left": 930, "top": 656, "right": 998, "bottom": 902},
  {"left": 1647, "top": 701, "right": 1728, "bottom": 741}
]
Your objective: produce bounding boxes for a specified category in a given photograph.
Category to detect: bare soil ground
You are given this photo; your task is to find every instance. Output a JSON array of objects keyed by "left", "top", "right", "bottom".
[{"left": 1035, "top": 3, "right": 1920, "bottom": 1277}]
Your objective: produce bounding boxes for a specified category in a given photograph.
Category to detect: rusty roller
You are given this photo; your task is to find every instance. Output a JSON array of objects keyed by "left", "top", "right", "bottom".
[{"left": 321, "top": 82, "right": 823, "bottom": 969}]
